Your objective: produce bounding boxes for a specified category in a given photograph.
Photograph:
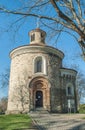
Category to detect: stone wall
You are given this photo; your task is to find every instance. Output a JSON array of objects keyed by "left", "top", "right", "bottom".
[
  {"left": 60, "top": 69, "right": 77, "bottom": 113},
  {"left": 7, "top": 45, "right": 77, "bottom": 114}
]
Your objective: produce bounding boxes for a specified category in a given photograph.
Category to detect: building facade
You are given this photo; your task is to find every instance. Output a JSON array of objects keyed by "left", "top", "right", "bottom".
[{"left": 7, "top": 28, "right": 78, "bottom": 114}]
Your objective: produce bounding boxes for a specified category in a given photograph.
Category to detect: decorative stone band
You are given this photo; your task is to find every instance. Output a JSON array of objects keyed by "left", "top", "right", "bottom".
[
  {"left": 10, "top": 45, "right": 64, "bottom": 59},
  {"left": 60, "top": 68, "right": 77, "bottom": 77}
]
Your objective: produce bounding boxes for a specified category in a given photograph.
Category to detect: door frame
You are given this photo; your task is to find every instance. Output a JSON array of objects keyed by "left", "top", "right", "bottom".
[{"left": 29, "top": 77, "right": 51, "bottom": 111}]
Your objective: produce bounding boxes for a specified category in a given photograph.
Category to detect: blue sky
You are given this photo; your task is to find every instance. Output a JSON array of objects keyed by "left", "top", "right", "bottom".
[{"left": 0, "top": 1, "right": 85, "bottom": 101}]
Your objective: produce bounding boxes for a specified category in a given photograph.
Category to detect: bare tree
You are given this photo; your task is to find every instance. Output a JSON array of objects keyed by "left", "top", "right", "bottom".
[
  {"left": 11, "top": 70, "right": 30, "bottom": 114},
  {"left": 69, "top": 64, "right": 85, "bottom": 104},
  {"left": 0, "top": 68, "right": 10, "bottom": 88},
  {"left": 0, "top": 97, "right": 8, "bottom": 114},
  {"left": 77, "top": 72, "right": 85, "bottom": 104},
  {"left": 0, "top": 0, "right": 85, "bottom": 55}
]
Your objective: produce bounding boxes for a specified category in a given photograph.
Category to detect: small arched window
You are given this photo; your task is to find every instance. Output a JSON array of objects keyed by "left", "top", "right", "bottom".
[
  {"left": 31, "top": 34, "right": 35, "bottom": 42},
  {"left": 68, "top": 87, "right": 72, "bottom": 95},
  {"left": 66, "top": 83, "right": 74, "bottom": 96},
  {"left": 41, "top": 33, "right": 44, "bottom": 42},
  {"left": 35, "top": 57, "right": 42, "bottom": 73},
  {"left": 41, "top": 33, "right": 43, "bottom": 38}
]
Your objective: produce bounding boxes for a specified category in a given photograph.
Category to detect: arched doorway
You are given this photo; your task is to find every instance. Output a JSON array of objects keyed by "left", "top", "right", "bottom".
[
  {"left": 29, "top": 77, "right": 50, "bottom": 111},
  {"left": 36, "top": 91, "right": 43, "bottom": 107}
]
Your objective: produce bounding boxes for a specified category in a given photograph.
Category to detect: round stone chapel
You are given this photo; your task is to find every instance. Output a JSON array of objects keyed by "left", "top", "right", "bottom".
[{"left": 7, "top": 28, "right": 78, "bottom": 114}]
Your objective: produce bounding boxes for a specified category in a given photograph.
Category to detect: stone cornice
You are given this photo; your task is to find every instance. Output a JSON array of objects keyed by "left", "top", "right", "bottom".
[
  {"left": 10, "top": 45, "right": 64, "bottom": 59},
  {"left": 60, "top": 68, "right": 77, "bottom": 77}
]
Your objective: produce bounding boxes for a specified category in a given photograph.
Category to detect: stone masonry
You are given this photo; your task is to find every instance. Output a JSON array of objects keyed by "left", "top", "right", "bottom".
[{"left": 7, "top": 28, "right": 78, "bottom": 114}]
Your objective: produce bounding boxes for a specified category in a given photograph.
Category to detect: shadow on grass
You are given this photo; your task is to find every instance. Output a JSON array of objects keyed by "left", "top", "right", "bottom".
[
  {"left": 0, "top": 122, "right": 31, "bottom": 130},
  {"left": 0, "top": 114, "right": 32, "bottom": 130}
]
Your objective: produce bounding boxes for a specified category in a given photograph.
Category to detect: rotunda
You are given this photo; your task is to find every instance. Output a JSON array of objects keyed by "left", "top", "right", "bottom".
[{"left": 7, "top": 28, "right": 78, "bottom": 114}]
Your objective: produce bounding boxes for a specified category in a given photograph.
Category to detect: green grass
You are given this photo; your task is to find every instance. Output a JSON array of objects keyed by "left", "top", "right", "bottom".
[
  {"left": 79, "top": 110, "right": 85, "bottom": 114},
  {"left": 0, "top": 114, "right": 32, "bottom": 130},
  {"left": 79, "top": 104, "right": 85, "bottom": 114}
]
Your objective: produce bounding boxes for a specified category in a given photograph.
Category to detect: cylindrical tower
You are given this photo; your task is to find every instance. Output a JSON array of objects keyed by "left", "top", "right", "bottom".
[{"left": 7, "top": 28, "right": 77, "bottom": 114}]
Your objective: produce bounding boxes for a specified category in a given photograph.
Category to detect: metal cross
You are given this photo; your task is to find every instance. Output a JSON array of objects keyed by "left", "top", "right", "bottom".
[{"left": 37, "top": 17, "right": 40, "bottom": 28}]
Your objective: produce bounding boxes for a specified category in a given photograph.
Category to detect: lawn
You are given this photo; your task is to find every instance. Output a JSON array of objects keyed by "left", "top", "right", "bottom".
[
  {"left": 0, "top": 114, "right": 32, "bottom": 130},
  {"left": 79, "top": 104, "right": 85, "bottom": 114}
]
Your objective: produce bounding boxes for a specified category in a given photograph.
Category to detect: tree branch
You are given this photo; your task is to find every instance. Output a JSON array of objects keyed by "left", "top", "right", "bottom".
[{"left": 50, "top": 0, "right": 85, "bottom": 40}]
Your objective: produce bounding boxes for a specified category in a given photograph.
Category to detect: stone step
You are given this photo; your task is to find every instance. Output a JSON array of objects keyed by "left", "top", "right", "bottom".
[
  {"left": 30, "top": 107, "right": 49, "bottom": 114},
  {"left": 35, "top": 110, "right": 49, "bottom": 114}
]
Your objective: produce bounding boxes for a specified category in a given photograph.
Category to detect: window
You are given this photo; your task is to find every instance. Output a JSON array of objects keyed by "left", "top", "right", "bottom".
[
  {"left": 41, "top": 33, "right": 43, "bottom": 38},
  {"left": 68, "top": 87, "right": 72, "bottom": 95},
  {"left": 31, "top": 34, "right": 35, "bottom": 42},
  {"left": 35, "top": 57, "right": 42, "bottom": 73},
  {"left": 66, "top": 83, "right": 74, "bottom": 96},
  {"left": 36, "top": 59, "right": 42, "bottom": 72},
  {"left": 34, "top": 56, "right": 47, "bottom": 74},
  {"left": 41, "top": 33, "right": 45, "bottom": 43}
]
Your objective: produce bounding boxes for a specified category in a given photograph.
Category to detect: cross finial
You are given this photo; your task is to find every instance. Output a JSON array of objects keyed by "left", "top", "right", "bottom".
[{"left": 37, "top": 17, "right": 40, "bottom": 28}]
